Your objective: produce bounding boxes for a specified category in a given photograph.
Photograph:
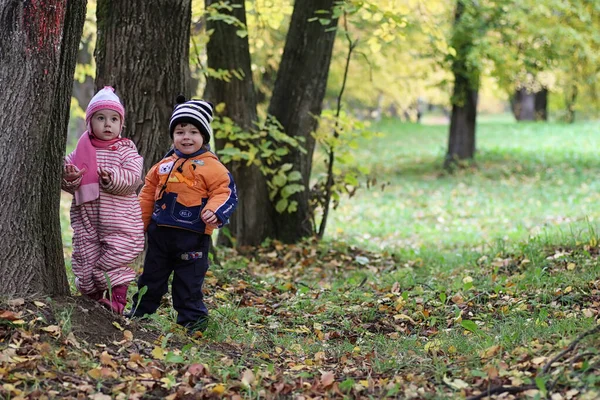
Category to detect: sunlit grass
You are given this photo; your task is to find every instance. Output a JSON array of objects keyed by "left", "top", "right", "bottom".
[{"left": 325, "top": 118, "right": 600, "bottom": 252}]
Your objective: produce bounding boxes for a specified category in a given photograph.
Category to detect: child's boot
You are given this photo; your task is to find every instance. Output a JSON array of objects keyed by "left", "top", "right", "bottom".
[{"left": 99, "top": 285, "right": 128, "bottom": 314}]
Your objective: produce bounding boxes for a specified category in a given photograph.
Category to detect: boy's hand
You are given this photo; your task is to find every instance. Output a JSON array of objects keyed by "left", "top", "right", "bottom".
[
  {"left": 201, "top": 209, "right": 219, "bottom": 226},
  {"left": 64, "top": 164, "right": 85, "bottom": 181},
  {"left": 98, "top": 167, "right": 111, "bottom": 184}
]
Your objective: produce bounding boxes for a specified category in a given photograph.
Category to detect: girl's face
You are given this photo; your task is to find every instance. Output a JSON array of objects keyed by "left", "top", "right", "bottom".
[
  {"left": 91, "top": 109, "right": 122, "bottom": 140},
  {"left": 173, "top": 123, "right": 204, "bottom": 154}
]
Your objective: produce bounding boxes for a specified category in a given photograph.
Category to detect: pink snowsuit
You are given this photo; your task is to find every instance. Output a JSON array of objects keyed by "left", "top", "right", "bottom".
[{"left": 62, "top": 139, "right": 145, "bottom": 295}]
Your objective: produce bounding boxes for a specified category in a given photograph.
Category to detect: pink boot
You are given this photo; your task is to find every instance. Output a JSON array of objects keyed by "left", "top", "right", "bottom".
[{"left": 99, "top": 285, "right": 128, "bottom": 314}]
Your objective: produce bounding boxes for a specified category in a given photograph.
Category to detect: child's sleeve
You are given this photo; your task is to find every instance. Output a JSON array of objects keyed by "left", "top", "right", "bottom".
[
  {"left": 101, "top": 146, "right": 143, "bottom": 196},
  {"left": 138, "top": 165, "right": 160, "bottom": 231},
  {"left": 61, "top": 153, "right": 81, "bottom": 194},
  {"left": 204, "top": 168, "right": 238, "bottom": 227}
]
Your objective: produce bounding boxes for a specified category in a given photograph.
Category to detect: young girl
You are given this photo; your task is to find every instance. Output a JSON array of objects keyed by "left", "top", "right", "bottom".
[
  {"left": 130, "top": 96, "right": 237, "bottom": 333},
  {"left": 62, "top": 86, "right": 144, "bottom": 314}
]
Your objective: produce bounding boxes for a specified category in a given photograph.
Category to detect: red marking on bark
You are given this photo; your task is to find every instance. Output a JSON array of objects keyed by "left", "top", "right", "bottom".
[{"left": 23, "top": 0, "right": 67, "bottom": 54}]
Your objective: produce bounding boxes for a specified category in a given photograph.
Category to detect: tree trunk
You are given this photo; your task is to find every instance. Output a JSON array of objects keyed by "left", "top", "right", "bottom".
[
  {"left": 267, "top": 0, "right": 339, "bottom": 243},
  {"left": 70, "top": 33, "right": 96, "bottom": 141},
  {"left": 512, "top": 88, "right": 547, "bottom": 121},
  {"left": 534, "top": 88, "right": 548, "bottom": 121},
  {"left": 0, "top": 0, "right": 87, "bottom": 296},
  {"left": 512, "top": 89, "right": 536, "bottom": 121},
  {"left": 95, "top": 0, "right": 192, "bottom": 173},
  {"left": 445, "top": 0, "right": 478, "bottom": 168},
  {"left": 204, "top": 0, "right": 276, "bottom": 246}
]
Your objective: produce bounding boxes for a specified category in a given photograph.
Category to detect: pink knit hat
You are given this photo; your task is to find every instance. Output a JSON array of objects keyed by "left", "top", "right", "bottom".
[{"left": 85, "top": 86, "right": 125, "bottom": 130}]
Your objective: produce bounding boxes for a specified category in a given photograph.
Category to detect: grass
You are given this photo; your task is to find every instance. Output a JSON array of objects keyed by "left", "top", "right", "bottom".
[
  {"left": 53, "top": 116, "right": 600, "bottom": 398},
  {"left": 325, "top": 117, "right": 600, "bottom": 253}
]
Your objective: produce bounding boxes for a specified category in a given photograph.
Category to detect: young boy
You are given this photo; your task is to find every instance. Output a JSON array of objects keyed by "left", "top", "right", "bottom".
[{"left": 129, "top": 96, "right": 237, "bottom": 332}]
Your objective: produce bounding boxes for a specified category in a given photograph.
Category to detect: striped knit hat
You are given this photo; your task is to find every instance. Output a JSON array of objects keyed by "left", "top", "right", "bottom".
[
  {"left": 169, "top": 95, "right": 214, "bottom": 142},
  {"left": 86, "top": 86, "right": 125, "bottom": 129}
]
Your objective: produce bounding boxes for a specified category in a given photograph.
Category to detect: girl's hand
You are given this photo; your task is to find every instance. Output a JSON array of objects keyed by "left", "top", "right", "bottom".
[
  {"left": 98, "top": 167, "right": 111, "bottom": 184},
  {"left": 201, "top": 209, "right": 219, "bottom": 226},
  {"left": 64, "top": 164, "right": 85, "bottom": 181}
]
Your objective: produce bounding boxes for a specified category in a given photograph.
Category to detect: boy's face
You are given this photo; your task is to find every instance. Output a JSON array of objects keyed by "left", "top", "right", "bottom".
[
  {"left": 91, "top": 109, "right": 122, "bottom": 140},
  {"left": 173, "top": 123, "right": 204, "bottom": 155}
]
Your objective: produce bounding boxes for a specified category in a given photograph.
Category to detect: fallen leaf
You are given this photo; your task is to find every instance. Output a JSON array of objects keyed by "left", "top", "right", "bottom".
[
  {"left": 241, "top": 369, "right": 255, "bottom": 387},
  {"left": 321, "top": 371, "right": 335, "bottom": 387}
]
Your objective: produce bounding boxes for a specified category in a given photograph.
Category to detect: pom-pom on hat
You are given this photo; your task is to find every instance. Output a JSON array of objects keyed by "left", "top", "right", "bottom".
[
  {"left": 169, "top": 95, "right": 214, "bottom": 142},
  {"left": 86, "top": 86, "right": 125, "bottom": 127}
]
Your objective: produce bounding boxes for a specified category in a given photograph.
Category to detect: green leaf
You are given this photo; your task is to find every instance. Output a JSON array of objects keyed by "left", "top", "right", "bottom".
[
  {"left": 287, "top": 171, "right": 302, "bottom": 182},
  {"left": 339, "top": 378, "right": 355, "bottom": 392},
  {"left": 165, "top": 352, "right": 185, "bottom": 363},
  {"left": 439, "top": 293, "right": 447, "bottom": 304},
  {"left": 461, "top": 320, "right": 479, "bottom": 333},
  {"left": 272, "top": 174, "right": 287, "bottom": 187},
  {"left": 275, "top": 198, "right": 288, "bottom": 213}
]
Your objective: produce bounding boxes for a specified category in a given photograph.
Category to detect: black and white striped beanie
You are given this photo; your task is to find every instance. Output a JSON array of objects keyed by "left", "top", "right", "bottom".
[{"left": 169, "top": 95, "right": 214, "bottom": 141}]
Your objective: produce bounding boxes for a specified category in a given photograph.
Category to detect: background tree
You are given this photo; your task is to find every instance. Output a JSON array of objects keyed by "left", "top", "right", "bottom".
[
  {"left": 95, "top": 0, "right": 192, "bottom": 172},
  {"left": 445, "top": 0, "right": 480, "bottom": 167},
  {"left": 0, "top": 0, "right": 87, "bottom": 296},
  {"left": 267, "top": 0, "right": 340, "bottom": 243},
  {"left": 204, "top": 0, "right": 277, "bottom": 246}
]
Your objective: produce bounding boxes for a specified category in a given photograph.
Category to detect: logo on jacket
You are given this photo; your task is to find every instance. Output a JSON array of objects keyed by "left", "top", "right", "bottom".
[
  {"left": 192, "top": 160, "right": 205, "bottom": 166},
  {"left": 179, "top": 210, "right": 193, "bottom": 218},
  {"left": 159, "top": 161, "right": 174, "bottom": 174}
]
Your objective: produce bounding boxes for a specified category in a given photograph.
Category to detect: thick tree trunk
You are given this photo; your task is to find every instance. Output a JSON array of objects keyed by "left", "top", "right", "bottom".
[
  {"left": 511, "top": 88, "right": 548, "bottom": 121},
  {"left": 445, "top": 0, "right": 478, "bottom": 168},
  {"left": 95, "top": 0, "right": 192, "bottom": 173},
  {"left": 0, "top": 0, "right": 86, "bottom": 296},
  {"left": 204, "top": 0, "right": 276, "bottom": 246},
  {"left": 446, "top": 76, "right": 478, "bottom": 165},
  {"left": 267, "top": 0, "right": 339, "bottom": 243}
]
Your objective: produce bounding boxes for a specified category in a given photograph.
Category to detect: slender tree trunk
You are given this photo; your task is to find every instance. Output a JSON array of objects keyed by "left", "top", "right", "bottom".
[
  {"left": 566, "top": 85, "right": 578, "bottom": 123},
  {"left": 534, "top": 88, "right": 548, "bottom": 121},
  {"left": 0, "top": 0, "right": 87, "bottom": 296},
  {"left": 445, "top": 1, "right": 478, "bottom": 168},
  {"left": 70, "top": 33, "right": 96, "bottom": 141},
  {"left": 267, "top": 0, "right": 339, "bottom": 243},
  {"left": 95, "top": 0, "right": 192, "bottom": 173},
  {"left": 204, "top": 0, "right": 276, "bottom": 246}
]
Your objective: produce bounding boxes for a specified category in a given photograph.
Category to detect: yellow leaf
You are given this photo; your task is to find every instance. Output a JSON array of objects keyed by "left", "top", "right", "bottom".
[
  {"left": 151, "top": 347, "right": 165, "bottom": 360},
  {"left": 443, "top": 375, "right": 469, "bottom": 390},
  {"left": 480, "top": 345, "right": 501, "bottom": 358},
  {"left": 359, "top": 380, "right": 369, "bottom": 387},
  {"left": 33, "top": 301, "right": 46, "bottom": 307},
  {"left": 41, "top": 325, "right": 61, "bottom": 336},
  {"left": 112, "top": 321, "right": 124, "bottom": 331},
  {"left": 290, "top": 364, "right": 305, "bottom": 371},
  {"left": 567, "top": 263, "right": 576, "bottom": 270},
  {"left": 88, "top": 368, "right": 102, "bottom": 379},
  {"left": 212, "top": 384, "right": 226, "bottom": 395}
]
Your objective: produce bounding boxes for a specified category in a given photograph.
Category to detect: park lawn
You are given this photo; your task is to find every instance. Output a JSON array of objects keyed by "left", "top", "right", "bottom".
[{"left": 4, "top": 118, "right": 596, "bottom": 399}]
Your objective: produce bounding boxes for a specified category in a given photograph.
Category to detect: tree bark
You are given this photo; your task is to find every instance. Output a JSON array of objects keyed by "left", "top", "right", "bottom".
[
  {"left": 511, "top": 88, "right": 548, "bottom": 121},
  {"left": 95, "top": 0, "right": 192, "bottom": 173},
  {"left": 70, "top": 32, "right": 96, "bottom": 140},
  {"left": 534, "top": 88, "right": 548, "bottom": 121},
  {"left": 204, "top": 0, "right": 276, "bottom": 246},
  {"left": 267, "top": 0, "right": 339, "bottom": 243},
  {"left": 445, "top": 0, "right": 478, "bottom": 168},
  {"left": 0, "top": 0, "right": 87, "bottom": 296}
]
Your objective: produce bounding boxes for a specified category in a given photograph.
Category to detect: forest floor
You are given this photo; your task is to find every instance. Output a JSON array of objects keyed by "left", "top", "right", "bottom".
[{"left": 2, "top": 118, "right": 600, "bottom": 399}]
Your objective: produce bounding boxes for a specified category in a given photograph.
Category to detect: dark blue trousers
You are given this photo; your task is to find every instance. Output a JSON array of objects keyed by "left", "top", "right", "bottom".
[{"left": 131, "top": 222, "right": 211, "bottom": 328}]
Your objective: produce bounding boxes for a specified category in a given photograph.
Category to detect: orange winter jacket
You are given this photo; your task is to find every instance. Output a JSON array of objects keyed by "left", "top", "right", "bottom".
[{"left": 139, "top": 150, "right": 237, "bottom": 235}]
